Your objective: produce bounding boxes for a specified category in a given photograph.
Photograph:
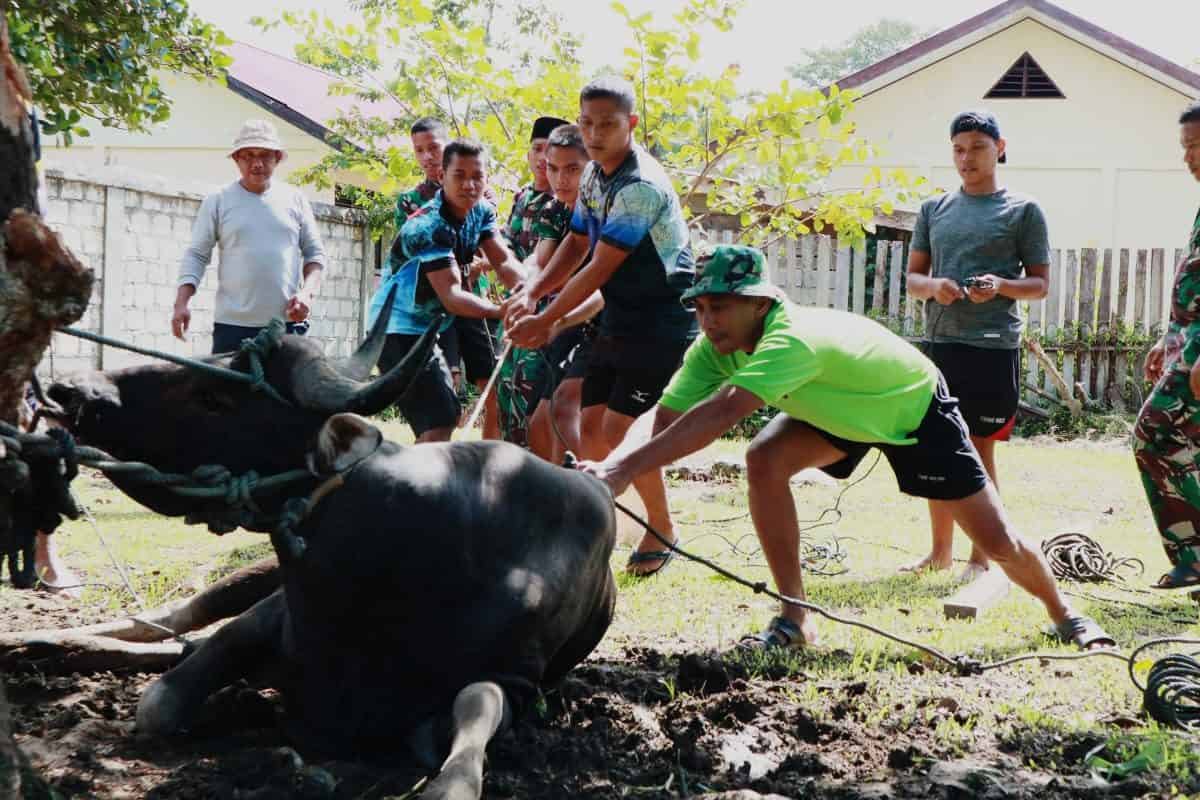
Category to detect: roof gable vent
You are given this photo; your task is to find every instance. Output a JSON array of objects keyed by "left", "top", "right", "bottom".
[{"left": 985, "top": 52, "right": 1065, "bottom": 98}]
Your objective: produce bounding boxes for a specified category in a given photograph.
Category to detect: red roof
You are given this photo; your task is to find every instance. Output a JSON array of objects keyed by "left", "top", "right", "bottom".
[
  {"left": 836, "top": 0, "right": 1200, "bottom": 95},
  {"left": 225, "top": 42, "right": 409, "bottom": 149}
]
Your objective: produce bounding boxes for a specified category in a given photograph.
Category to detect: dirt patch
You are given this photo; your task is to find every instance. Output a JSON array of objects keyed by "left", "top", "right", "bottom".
[{"left": 2, "top": 642, "right": 1185, "bottom": 799}]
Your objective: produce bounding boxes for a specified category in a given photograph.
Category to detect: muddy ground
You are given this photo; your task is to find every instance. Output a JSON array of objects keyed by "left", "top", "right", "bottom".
[{"left": 1, "top": 590, "right": 1178, "bottom": 800}]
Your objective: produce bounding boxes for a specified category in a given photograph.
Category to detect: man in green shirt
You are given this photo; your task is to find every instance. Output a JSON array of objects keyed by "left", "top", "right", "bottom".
[{"left": 581, "top": 245, "right": 1112, "bottom": 652}]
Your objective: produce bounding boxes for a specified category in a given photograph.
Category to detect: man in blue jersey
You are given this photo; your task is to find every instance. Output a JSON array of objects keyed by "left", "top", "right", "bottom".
[
  {"left": 506, "top": 76, "right": 696, "bottom": 576},
  {"left": 369, "top": 139, "right": 524, "bottom": 442}
]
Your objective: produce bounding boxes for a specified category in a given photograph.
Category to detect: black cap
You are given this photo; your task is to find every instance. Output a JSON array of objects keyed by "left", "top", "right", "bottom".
[
  {"left": 531, "top": 116, "right": 570, "bottom": 141},
  {"left": 950, "top": 109, "right": 1006, "bottom": 164}
]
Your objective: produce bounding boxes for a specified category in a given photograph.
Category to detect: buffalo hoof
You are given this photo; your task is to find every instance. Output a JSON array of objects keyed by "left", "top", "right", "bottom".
[
  {"left": 136, "top": 678, "right": 189, "bottom": 736},
  {"left": 421, "top": 752, "right": 484, "bottom": 800}
]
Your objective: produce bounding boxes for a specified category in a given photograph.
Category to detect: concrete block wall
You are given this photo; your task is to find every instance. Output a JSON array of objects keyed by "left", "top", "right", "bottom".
[{"left": 37, "top": 166, "right": 373, "bottom": 379}]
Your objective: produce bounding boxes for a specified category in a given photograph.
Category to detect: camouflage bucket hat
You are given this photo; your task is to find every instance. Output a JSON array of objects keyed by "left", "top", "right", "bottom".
[{"left": 681, "top": 244, "right": 785, "bottom": 304}]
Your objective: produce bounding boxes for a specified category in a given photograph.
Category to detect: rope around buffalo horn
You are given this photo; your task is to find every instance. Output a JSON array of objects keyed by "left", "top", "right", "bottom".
[
  {"left": 1041, "top": 532, "right": 1145, "bottom": 583},
  {"left": 59, "top": 322, "right": 292, "bottom": 407}
]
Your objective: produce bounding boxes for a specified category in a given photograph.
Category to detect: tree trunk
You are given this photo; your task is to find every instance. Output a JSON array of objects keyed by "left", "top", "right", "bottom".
[{"left": 0, "top": 10, "right": 94, "bottom": 798}]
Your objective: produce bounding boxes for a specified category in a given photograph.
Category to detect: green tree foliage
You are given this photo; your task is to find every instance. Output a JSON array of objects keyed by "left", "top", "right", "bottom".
[
  {"left": 788, "top": 18, "right": 930, "bottom": 88},
  {"left": 5, "top": 0, "right": 231, "bottom": 143},
  {"left": 262, "top": 0, "right": 924, "bottom": 244}
]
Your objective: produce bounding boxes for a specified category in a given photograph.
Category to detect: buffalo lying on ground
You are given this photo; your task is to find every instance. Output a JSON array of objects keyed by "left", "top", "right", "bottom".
[{"left": 44, "top": 306, "right": 617, "bottom": 799}]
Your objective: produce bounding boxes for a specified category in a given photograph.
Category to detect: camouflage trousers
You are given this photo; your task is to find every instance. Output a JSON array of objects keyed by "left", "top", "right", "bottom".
[
  {"left": 497, "top": 346, "right": 553, "bottom": 448},
  {"left": 1133, "top": 361, "right": 1200, "bottom": 567}
]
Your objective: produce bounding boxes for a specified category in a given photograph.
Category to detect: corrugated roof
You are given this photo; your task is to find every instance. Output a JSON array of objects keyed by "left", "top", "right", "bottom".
[{"left": 225, "top": 42, "right": 410, "bottom": 151}]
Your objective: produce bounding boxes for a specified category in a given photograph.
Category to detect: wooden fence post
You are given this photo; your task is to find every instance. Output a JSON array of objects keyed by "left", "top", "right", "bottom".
[
  {"left": 815, "top": 236, "right": 833, "bottom": 309},
  {"left": 851, "top": 244, "right": 866, "bottom": 315},
  {"left": 872, "top": 243, "right": 887, "bottom": 315},
  {"left": 834, "top": 243, "right": 851, "bottom": 311},
  {"left": 888, "top": 241, "right": 903, "bottom": 324},
  {"left": 1150, "top": 248, "right": 1166, "bottom": 334},
  {"left": 1135, "top": 249, "right": 1148, "bottom": 332}
]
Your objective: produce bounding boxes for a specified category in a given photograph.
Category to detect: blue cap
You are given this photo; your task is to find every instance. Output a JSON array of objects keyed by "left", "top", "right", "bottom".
[{"left": 950, "top": 109, "right": 1006, "bottom": 163}]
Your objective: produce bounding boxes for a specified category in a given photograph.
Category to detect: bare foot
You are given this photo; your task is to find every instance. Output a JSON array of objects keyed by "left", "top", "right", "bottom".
[
  {"left": 898, "top": 554, "right": 952, "bottom": 573},
  {"left": 955, "top": 561, "right": 990, "bottom": 584}
]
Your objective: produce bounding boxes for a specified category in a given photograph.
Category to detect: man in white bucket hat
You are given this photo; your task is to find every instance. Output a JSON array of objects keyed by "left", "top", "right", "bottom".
[{"left": 174, "top": 119, "right": 328, "bottom": 353}]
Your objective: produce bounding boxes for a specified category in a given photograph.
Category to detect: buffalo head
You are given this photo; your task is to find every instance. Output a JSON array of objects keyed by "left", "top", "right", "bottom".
[{"left": 46, "top": 291, "right": 437, "bottom": 521}]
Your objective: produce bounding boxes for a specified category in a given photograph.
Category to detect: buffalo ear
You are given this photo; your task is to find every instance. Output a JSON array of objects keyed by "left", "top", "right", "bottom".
[{"left": 313, "top": 413, "right": 383, "bottom": 474}]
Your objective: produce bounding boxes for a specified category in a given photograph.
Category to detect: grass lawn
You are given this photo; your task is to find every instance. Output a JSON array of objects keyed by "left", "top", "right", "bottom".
[{"left": 5, "top": 428, "right": 1200, "bottom": 795}]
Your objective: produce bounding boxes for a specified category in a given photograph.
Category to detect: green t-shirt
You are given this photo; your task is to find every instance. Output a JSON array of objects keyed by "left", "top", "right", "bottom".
[{"left": 660, "top": 301, "right": 938, "bottom": 446}]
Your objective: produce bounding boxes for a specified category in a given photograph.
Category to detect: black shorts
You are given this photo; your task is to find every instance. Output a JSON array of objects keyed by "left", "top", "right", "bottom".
[
  {"left": 925, "top": 342, "right": 1019, "bottom": 441},
  {"left": 378, "top": 333, "right": 460, "bottom": 437},
  {"left": 561, "top": 321, "right": 598, "bottom": 383},
  {"left": 454, "top": 317, "right": 499, "bottom": 384},
  {"left": 810, "top": 373, "right": 989, "bottom": 501},
  {"left": 438, "top": 326, "right": 461, "bottom": 372},
  {"left": 581, "top": 334, "right": 693, "bottom": 418}
]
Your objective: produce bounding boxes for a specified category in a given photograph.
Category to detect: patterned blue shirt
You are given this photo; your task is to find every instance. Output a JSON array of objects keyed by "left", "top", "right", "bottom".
[
  {"left": 570, "top": 146, "right": 697, "bottom": 340},
  {"left": 368, "top": 191, "right": 497, "bottom": 335}
]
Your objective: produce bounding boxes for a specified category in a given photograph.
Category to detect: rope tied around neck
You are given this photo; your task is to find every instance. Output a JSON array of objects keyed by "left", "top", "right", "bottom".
[{"left": 236, "top": 320, "right": 292, "bottom": 406}]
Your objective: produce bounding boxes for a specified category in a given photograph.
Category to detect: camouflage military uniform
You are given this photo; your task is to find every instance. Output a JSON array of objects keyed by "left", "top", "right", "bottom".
[
  {"left": 1133, "top": 208, "right": 1200, "bottom": 570},
  {"left": 503, "top": 185, "right": 555, "bottom": 262},
  {"left": 497, "top": 196, "right": 573, "bottom": 447},
  {"left": 395, "top": 179, "right": 440, "bottom": 226}
]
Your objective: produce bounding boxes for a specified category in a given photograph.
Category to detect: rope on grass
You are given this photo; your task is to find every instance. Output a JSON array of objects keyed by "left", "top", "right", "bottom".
[
  {"left": 1142, "top": 654, "right": 1200, "bottom": 730},
  {"left": 1041, "top": 532, "right": 1145, "bottom": 584}
]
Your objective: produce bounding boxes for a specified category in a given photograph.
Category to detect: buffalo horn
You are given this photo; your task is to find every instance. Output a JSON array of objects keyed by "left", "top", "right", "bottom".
[
  {"left": 290, "top": 314, "right": 444, "bottom": 416},
  {"left": 333, "top": 282, "right": 398, "bottom": 381}
]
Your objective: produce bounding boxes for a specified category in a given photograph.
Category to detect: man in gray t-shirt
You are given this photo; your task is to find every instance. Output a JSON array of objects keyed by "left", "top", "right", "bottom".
[
  {"left": 174, "top": 120, "right": 327, "bottom": 354},
  {"left": 904, "top": 110, "right": 1051, "bottom": 581}
]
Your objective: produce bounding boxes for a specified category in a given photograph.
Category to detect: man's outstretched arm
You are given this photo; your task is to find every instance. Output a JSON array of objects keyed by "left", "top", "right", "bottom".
[{"left": 582, "top": 386, "right": 764, "bottom": 496}]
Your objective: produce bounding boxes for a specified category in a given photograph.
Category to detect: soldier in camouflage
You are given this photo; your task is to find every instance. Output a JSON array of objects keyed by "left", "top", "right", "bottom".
[
  {"left": 497, "top": 122, "right": 602, "bottom": 455},
  {"left": 1134, "top": 99, "right": 1200, "bottom": 588},
  {"left": 503, "top": 115, "right": 569, "bottom": 261}
]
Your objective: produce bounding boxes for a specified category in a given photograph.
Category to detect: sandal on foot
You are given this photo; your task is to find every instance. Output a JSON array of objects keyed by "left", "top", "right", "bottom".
[
  {"left": 1151, "top": 562, "right": 1200, "bottom": 590},
  {"left": 625, "top": 539, "right": 678, "bottom": 578},
  {"left": 1047, "top": 615, "right": 1116, "bottom": 650},
  {"left": 737, "top": 616, "right": 807, "bottom": 652}
]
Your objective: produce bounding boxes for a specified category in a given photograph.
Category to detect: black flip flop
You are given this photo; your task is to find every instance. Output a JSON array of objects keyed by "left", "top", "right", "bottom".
[
  {"left": 1150, "top": 562, "right": 1200, "bottom": 590},
  {"left": 1048, "top": 615, "right": 1117, "bottom": 650},
  {"left": 625, "top": 539, "right": 678, "bottom": 578},
  {"left": 737, "top": 616, "right": 807, "bottom": 651}
]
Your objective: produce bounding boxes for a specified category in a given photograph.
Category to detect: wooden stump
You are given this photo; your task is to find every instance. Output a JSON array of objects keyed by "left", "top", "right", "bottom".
[{"left": 0, "top": 16, "right": 96, "bottom": 796}]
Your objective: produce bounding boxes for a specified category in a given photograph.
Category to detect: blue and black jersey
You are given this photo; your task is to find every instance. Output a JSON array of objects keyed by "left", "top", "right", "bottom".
[
  {"left": 368, "top": 191, "right": 496, "bottom": 335},
  {"left": 571, "top": 146, "right": 697, "bottom": 340}
]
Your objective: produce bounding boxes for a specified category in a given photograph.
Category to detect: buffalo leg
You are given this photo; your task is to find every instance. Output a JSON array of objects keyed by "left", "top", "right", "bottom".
[
  {"left": 137, "top": 589, "right": 285, "bottom": 736},
  {"left": 159, "top": 556, "right": 281, "bottom": 636},
  {"left": 420, "top": 682, "right": 511, "bottom": 800}
]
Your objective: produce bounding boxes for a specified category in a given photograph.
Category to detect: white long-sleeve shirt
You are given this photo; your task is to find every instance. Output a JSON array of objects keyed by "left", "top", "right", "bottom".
[{"left": 178, "top": 181, "right": 327, "bottom": 327}]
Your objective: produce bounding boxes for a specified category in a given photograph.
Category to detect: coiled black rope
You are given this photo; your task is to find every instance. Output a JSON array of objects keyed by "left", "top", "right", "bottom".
[
  {"left": 1041, "top": 532, "right": 1145, "bottom": 583},
  {"left": 1142, "top": 654, "right": 1200, "bottom": 729},
  {"left": 1127, "top": 638, "right": 1200, "bottom": 730}
]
